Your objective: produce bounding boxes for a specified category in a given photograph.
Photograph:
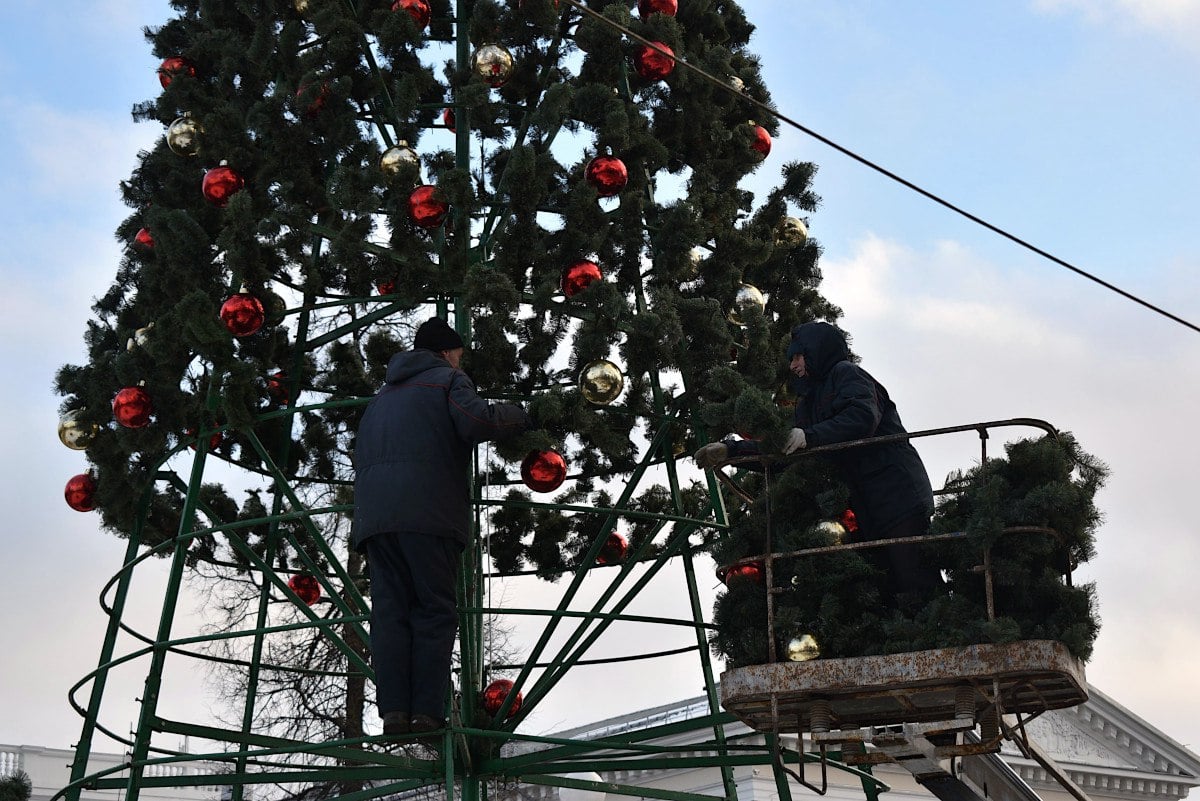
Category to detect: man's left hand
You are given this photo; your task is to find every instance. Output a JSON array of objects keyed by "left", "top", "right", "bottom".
[{"left": 782, "top": 428, "right": 807, "bottom": 454}]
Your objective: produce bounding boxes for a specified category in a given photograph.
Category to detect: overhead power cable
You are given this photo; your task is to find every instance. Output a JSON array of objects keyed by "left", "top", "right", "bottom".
[{"left": 560, "top": 0, "right": 1199, "bottom": 335}]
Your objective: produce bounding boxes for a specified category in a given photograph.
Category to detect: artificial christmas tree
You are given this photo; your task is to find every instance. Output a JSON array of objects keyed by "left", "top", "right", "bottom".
[{"left": 53, "top": 1, "right": 1103, "bottom": 800}]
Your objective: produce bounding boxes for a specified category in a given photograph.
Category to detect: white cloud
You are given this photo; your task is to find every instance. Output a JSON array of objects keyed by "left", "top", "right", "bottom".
[{"left": 1032, "top": 0, "right": 1200, "bottom": 54}]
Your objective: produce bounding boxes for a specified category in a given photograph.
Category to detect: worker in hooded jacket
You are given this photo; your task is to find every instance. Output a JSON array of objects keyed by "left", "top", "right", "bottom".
[
  {"left": 696, "top": 321, "right": 941, "bottom": 604},
  {"left": 353, "top": 317, "right": 531, "bottom": 737}
]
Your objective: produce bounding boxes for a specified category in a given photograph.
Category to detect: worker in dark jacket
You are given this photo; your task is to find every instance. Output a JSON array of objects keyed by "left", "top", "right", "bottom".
[
  {"left": 696, "top": 321, "right": 940, "bottom": 603},
  {"left": 353, "top": 317, "right": 531, "bottom": 737}
]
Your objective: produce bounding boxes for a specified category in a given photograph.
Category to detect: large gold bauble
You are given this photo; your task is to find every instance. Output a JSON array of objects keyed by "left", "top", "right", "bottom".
[
  {"left": 776, "top": 216, "right": 808, "bottom": 246},
  {"left": 580, "top": 359, "right": 624, "bottom": 405},
  {"left": 815, "top": 520, "right": 846, "bottom": 544},
  {"left": 471, "top": 44, "right": 515, "bottom": 88},
  {"left": 786, "top": 634, "right": 820, "bottom": 662},
  {"left": 727, "top": 283, "right": 765, "bottom": 325},
  {"left": 380, "top": 141, "right": 419, "bottom": 177},
  {"left": 166, "top": 114, "right": 203, "bottom": 157},
  {"left": 126, "top": 323, "right": 154, "bottom": 352},
  {"left": 58, "top": 409, "right": 100, "bottom": 451}
]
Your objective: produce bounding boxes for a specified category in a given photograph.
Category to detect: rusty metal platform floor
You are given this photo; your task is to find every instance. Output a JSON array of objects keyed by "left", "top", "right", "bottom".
[{"left": 721, "top": 640, "right": 1087, "bottom": 732}]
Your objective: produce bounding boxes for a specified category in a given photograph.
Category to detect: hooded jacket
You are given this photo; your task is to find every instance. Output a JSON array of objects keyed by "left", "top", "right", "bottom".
[
  {"left": 788, "top": 322, "right": 934, "bottom": 533},
  {"left": 352, "top": 349, "right": 531, "bottom": 551}
]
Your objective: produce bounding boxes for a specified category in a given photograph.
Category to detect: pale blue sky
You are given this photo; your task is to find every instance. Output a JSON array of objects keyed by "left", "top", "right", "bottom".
[{"left": 2, "top": 0, "right": 1198, "bottom": 753}]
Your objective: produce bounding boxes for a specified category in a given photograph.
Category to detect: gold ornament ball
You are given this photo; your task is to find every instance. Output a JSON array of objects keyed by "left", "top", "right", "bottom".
[
  {"left": 126, "top": 323, "right": 154, "bottom": 352},
  {"left": 166, "top": 114, "right": 203, "bottom": 157},
  {"left": 727, "top": 283, "right": 765, "bottom": 325},
  {"left": 58, "top": 409, "right": 100, "bottom": 451},
  {"left": 776, "top": 216, "right": 809, "bottom": 246},
  {"left": 380, "top": 141, "right": 419, "bottom": 177},
  {"left": 580, "top": 359, "right": 624, "bottom": 405},
  {"left": 815, "top": 520, "right": 846, "bottom": 544},
  {"left": 686, "top": 245, "right": 705, "bottom": 276},
  {"left": 293, "top": 0, "right": 309, "bottom": 13},
  {"left": 728, "top": 75, "right": 746, "bottom": 93},
  {"left": 471, "top": 44, "right": 515, "bottom": 88},
  {"left": 786, "top": 634, "right": 821, "bottom": 662}
]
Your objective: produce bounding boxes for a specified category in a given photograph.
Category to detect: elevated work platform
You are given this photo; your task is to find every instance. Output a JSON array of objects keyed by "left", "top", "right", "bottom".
[{"left": 720, "top": 640, "right": 1087, "bottom": 733}]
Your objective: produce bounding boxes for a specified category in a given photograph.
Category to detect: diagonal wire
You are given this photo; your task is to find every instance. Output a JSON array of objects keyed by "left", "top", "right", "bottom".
[{"left": 560, "top": 0, "right": 1199, "bottom": 335}]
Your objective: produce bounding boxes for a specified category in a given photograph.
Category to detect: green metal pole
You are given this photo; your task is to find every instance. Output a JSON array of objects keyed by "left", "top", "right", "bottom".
[
  {"left": 123, "top": 437, "right": 212, "bottom": 801},
  {"left": 64, "top": 515, "right": 147, "bottom": 801}
]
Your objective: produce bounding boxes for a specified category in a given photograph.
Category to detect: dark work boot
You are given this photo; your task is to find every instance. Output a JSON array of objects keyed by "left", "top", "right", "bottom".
[
  {"left": 410, "top": 713, "right": 445, "bottom": 749},
  {"left": 382, "top": 711, "right": 410, "bottom": 736}
]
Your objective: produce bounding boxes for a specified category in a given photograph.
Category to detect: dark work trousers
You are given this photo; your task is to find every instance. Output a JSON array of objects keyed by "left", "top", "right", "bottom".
[
  {"left": 859, "top": 510, "right": 943, "bottom": 607},
  {"left": 364, "top": 531, "right": 464, "bottom": 720}
]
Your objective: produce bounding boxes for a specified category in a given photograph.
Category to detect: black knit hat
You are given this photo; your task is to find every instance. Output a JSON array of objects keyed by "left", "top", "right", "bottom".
[{"left": 413, "top": 317, "right": 464, "bottom": 351}]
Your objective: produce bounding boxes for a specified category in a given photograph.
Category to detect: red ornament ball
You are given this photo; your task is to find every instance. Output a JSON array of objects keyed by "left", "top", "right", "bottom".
[
  {"left": 596, "top": 532, "right": 628, "bottom": 565},
  {"left": 113, "top": 386, "right": 153, "bottom": 429},
  {"left": 267, "top": 371, "right": 290, "bottom": 405},
  {"left": 408, "top": 184, "right": 449, "bottom": 228},
  {"left": 633, "top": 42, "right": 675, "bottom": 81},
  {"left": 296, "top": 81, "right": 331, "bottom": 117},
  {"left": 64, "top": 473, "right": 97, "bottom": 513},
  {"left": 158, "top": 56, "right": 196, "bottom": 88},
  {"left": 184, "top": 426, "right": 223, "bottom": 451},
  {"left": 482, "top": 678, "right": 522, "bottom": 717},
  {"left": 637, "top": 0, "right": 677, "bottom": 16},
  {"left": 560, "top": 259, "right": 602, "bottom": 297},
  {"left": 392, "top": 0, "right": 431, "bottom": 29},
  {"left": 202, "top": 164, "right": 245, "bottom": 207},
  {"left": 749, "top": 124, "right": 772, "bottom": 159},
  {"left": 839, "top": 508, "right": 859, "bottom": 534},
  {"left": 288, "top": 573, "right": 322, "bottom": 605},
  {"left": 721, "top": 561, "right": 764, "bottom": 586},
  {"left": 376, "top": 278, "right": 396, "bottom": 296},
  {"left": 442, "top": 107, "right": 456, "bottom": 132},
  {"left": 133, "top": 227, "right": 154, "bottom": 253},
  {"left": 220, "top": 292, "right": 266, "bottom": 337},
  {"left": 584, "top": 155, "right": 628, "bottom": 198},
  {"left": 521, "top": 449, "right": 567, "bottom": 493}
]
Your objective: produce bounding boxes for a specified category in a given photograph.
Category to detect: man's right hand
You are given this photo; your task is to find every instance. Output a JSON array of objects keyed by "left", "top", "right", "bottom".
[{"left": 693, "top": 442, "right": 729, "bottom": 469}]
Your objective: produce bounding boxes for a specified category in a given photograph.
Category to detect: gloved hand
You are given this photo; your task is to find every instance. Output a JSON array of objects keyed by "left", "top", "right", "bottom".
[
  {"left": 692, "top": 442, "right": 729, "bottom": 469},
  {"left": 782, "top": 428, "right": 807, "bottom": 454}
]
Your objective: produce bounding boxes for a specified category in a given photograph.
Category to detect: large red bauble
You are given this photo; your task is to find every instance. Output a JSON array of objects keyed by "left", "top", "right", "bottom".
[
  {"left": 64, "top": 473, "right": 97, "bottom": 512},
  {"left": 721, "top": 561, "right": 764, "bottom": 586},
  {"left": 288, "top": 574, "right": 322, "bottom": 606},
  {"left": 584, "top": 155, "right": 628, "bottom": 198},
  {"left": 113, "top": 386, "right": 153, "bottom": 429},
  {"left": 750, "top": 124, "right": 772, "bottom": 159},
  {"left": 637, "top": 0, "right": 677, "bottom": 16},
  {"left": 133, "top": 228, "right": 154, "bottom": 253},
  {"left": 596, "top": 532, "right": 628, "bottom": 565},
  {"left": 482, "top": 678, "right": 522, "bottom": 717},
  {"left": 521, "top": 449, "right": 567, "bottom": 493},
  {"left": 220, "top": 292, "right": 266, "bottom": 337},
  {"left": 376, "top": 278, "right": 396, "bottom": 296},
  {"left": 633, "top": 42, "right": 675, "bottom": 81},
  {"left": 408, "top": 184, "right": 450, "bottom": 228},
  {"left": 158, "top": 56, "right": 196, "bottom": 88},
  {"left": 442, "top": 108, "right": 456, "bottom": 133},
  {"left": 202, "top": 165, "right": 245, "bottom": 207},
  {"left": 392, "top": 0, "right": 431, "bottom": 29},
  {"left": 560, "top": 259, "right": 602, "bottom": 297},
  {"left": 839, "top": 508, "right": 859, "bottom": 534}
]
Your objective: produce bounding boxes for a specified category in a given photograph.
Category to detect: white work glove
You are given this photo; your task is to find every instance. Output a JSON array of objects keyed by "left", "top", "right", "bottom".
[
  {"left": 693, "top": 442, "right": 729, "bottom": 469},
  {"left": 782, "top": 428, "right": 807, "bottom": 455}
]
